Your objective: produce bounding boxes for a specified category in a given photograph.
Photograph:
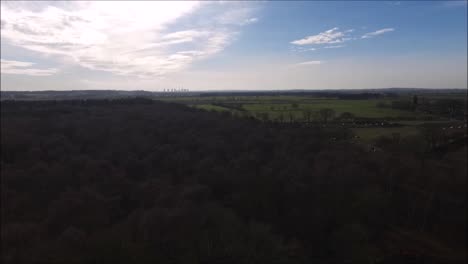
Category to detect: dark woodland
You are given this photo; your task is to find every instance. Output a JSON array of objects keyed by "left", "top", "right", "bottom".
[{"left": 1, "top": 98, "right": 466, "bottom": 263}]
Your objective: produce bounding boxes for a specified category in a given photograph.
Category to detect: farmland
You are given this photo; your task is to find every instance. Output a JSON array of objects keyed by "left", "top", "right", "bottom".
[
  {"left": 162, "top": 92, "right": 467, "bottom": 143},
  {"left": 2, "top": 90, "right": 465, "bottom": 143}
]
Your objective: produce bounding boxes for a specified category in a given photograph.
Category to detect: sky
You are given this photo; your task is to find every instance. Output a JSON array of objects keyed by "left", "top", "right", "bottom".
[{"left": 1, "top": 1, "right": 467, "bottom": 91}]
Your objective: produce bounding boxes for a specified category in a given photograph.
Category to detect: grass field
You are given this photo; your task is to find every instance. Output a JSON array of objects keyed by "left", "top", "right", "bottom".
[
  {"left": 352, "top": 126, "right": 421, "bottom": 142},
  {"left": 242, "top": 99, "right": 426, "bottom": 119},
  {"left": 162, "top": 94, "right": 464, "bottom": 143},
  {"left": 192, "top": 104, "right": 231, "bottom": 112},
  {"left": 164, "top": 96, "right": 433, "bottom": 120}
]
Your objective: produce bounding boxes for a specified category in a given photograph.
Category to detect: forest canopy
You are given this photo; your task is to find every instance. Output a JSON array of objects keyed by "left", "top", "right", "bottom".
[{"left": 1, "top": 98, "right": 466, "bottom": 263}]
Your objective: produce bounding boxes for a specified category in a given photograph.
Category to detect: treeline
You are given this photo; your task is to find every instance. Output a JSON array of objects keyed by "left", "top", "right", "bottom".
[
  {"left": 377, "top": 96, "right": 466, "bottom": 120},
  {"left": 1, "top": 99, "right": 466, "bottom": 263},
  {"left": 200, "top": 91, "right": 383, "bottom": 99},
  {"left": 0, "top": 90, "right": 156, "bottom": 101}
]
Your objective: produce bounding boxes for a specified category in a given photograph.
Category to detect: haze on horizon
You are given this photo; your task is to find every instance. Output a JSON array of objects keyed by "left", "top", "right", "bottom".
[{"left": 1, "top": 1, "right": 467, "bottom": 91}]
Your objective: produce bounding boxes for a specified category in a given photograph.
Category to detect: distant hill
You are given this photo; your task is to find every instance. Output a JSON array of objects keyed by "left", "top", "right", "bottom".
[
  {"left": 0, "top": 90, "right": 155, "bottom": 100},
  {"left": 1, "top": 88, "right": 466, "bottom": 100}
]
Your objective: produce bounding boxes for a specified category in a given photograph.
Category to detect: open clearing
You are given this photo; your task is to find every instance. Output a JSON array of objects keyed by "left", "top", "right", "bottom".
[{"left": 163, "top": 93, "right": 465, "bottom": 143}]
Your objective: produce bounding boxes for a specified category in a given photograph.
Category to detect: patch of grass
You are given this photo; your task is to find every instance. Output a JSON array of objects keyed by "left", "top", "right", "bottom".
[
  {"left": 352, "top": 126, "right": 420, "bottom": 142},
  {"left": 242, "top": 99, "right": 431, "bottom": 120},
  {"left": 192, "top": 104, "right": 231, "bottom": 112},
  {"left": 397, "top": 120, "right": 457, "bottom": 126},
  {"left": 166, "top": 95, "right": 440, "bottom": 121}
]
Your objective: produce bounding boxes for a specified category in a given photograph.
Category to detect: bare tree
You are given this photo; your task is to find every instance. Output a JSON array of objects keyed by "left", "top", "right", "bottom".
[
  {"left": 302, "top": 110, "right": 312, "bottom": 123},
  {"left": 278, "top": 112, "right": 284, "bottom": 123},
  {"left": 319, "top": 108, "right": 335, "bottom": 123}
]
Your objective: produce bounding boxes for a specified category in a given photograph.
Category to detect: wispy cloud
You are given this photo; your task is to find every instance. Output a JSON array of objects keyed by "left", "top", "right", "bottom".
[
  {"left": 361, "top": 28, "right": 395, "bottom": 39},
  {"left": 243, "top": 17, "right": 258, "bottom": 25},
  {"left": 324, "top": 45, "right": 345, "bottom": 49},
  {"left": 1, "top": 59, "right": 58, "bottom": 76},
  {"left": 214, "top": 3, "right": 260, "bottom": 26},
  {"left": 291, "top": 28, "right": 353, "bottom": 45},
  {"left": 293, "top": 60, "right": 323, "bottom": 66},
  {"left": 290, "top": 47, "right": 317, "bottom": 53},
  {"left": 291, "top": 27, "right": 395, "bottom": 49},
  {"left": 0, "top": 1, "right": 258, "bottom": 78}
]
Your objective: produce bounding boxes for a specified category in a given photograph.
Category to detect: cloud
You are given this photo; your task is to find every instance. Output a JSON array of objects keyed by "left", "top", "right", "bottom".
[
  {"left": 361, "top": 28, "right": 395, "bottom": 39},
  {"left": 324, "top": 45, "right": 345, "bottom": 49},
  {"left": 1, "top": 59, "right": 58, "bottom": 76},
  {"left": 0, "top": 1, "right": 258, "bottom": 78},
  {"left": 290, "top": 46, "right": 317, "bottom": 53},
  {"left": 293, "top": 60, "right": 323, "bottom": 66},
  {"left": 215, "top": 3, "right": 260, "bottom": 26},
  {"left": 291, "top": 28, "right": 353, "bottom": 45},
  {"left": 242, "top": 17, "right": 258, "bottom": 25},
  {"left": 291, "top": 27, "right": 394, "bottom": 52}
]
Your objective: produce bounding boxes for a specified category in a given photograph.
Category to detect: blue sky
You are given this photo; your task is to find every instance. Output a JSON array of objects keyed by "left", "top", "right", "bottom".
[{"left": 1, "top": 1, "right": 467, "bottom": 90}]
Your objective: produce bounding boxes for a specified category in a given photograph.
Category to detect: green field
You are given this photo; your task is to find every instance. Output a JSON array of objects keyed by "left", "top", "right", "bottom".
[
  {"left": 352, "top": 126, "right": 421, "bottom": 142},
  {"left": 165, "top": 96, "right": 434, "bottom": 120},
  {"left": 242, "top": 99, "right": 425, "bottom": 119},
  {"left": 163, "top": 94, "right": 465, "bottom": 143},
  {"left": 192, "top": 104, "right": 231, "bottom": 112}
]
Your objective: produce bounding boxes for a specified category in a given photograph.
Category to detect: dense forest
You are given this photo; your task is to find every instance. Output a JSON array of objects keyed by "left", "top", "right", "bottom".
[{"left": 1, "top": 98, "right": 466, "bottom": 263}]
